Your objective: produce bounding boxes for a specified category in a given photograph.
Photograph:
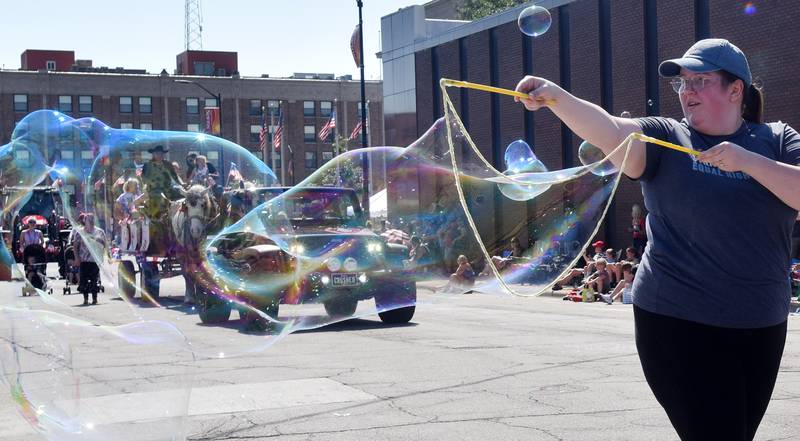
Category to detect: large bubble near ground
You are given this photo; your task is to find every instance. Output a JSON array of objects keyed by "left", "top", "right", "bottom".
[{"left": 0, "top": 80, "right": 630, "bottom": 439}]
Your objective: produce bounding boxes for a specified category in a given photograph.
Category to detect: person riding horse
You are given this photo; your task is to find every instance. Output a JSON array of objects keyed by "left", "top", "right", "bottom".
[{"left": 140, "top": 145, "right": 182, "bottom": 255}]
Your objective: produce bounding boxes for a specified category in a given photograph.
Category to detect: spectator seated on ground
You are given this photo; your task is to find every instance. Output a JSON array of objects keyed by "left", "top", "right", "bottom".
[
  {"left": 600, "top": 263, "right": 637, "bottom": 305},
  {"left": 561, "top": 259, "right": 613, "bottom": 303},
  {"left": 446, "top": 255, "right": 475, "bottom": 291},
  {"left": 480, "top": 237, "right": 525, "bottom": 276},
  {"left": 585, "top": 258, "right": 612, "bottom": 294},
  {"left": 607, "top": 246, "right": 639, "bottom": 285},
  {"left": 552, "top": 240, "right": 606, "bottom": 290},
  {"left": 404, "top": 236, "right": 435, "bottom": 272}
]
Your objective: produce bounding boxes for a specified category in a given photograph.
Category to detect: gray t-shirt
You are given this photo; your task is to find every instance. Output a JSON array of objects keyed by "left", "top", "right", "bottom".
[{"left": 632, "top": 117, "right": 800, "bottom": 328}]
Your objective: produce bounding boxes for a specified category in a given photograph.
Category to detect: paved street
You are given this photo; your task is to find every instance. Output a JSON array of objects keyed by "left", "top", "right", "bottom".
[{"left": 1, "top": 269, "right": 799, "bottom": 440}]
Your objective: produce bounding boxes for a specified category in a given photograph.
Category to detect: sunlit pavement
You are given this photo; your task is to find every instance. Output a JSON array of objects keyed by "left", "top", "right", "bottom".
[{"left": 1, "top": 265, "right": 798, "bottom": 440}]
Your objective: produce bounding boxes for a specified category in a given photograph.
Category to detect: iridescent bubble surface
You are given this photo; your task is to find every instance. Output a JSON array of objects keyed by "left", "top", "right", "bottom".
[
  {"left": 0, "top": 80, "right": 630, "bottom": 440},
  {"left": 578, "top": 140, "right": 619, "bottom": 176},
  {"left": 498, "top": 139, "right": 550, "bottom": 201},
  {"left": 518, "top": 5, "right": 552, "bottom": 37}
]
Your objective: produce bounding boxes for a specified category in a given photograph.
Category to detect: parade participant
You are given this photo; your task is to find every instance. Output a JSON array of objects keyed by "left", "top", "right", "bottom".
[
  {"left": 72, "top": 213, "right": 106, "bottom": 305},
  {"left": 189, "top": 155, "right": 215, "bottom": 186},
  {"left": 19, "top": 218, "right": 44, "bottom": 255},
  {"left": 114, "top": 178, "right": 144, "bottom": 251},
  {"left": 516, "top": 38, "right": 800, "bottom": 440},
  {"left": 140, "top": 145, "right": 182, "bottom": 221}
]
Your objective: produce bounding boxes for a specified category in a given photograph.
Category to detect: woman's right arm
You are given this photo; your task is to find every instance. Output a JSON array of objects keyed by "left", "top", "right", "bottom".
[{"left": 515, "top": 76, "right": 647, "bottom": 179}]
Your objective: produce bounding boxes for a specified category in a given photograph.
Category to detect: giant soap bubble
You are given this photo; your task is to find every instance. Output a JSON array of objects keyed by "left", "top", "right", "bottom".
[{"left": 0, "top": 78, "right": 632, "bottom": 439}]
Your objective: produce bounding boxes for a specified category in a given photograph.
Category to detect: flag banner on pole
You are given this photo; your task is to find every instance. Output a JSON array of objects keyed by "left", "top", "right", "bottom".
[
  {"left": 259, "top": 109, "right": 268, "bottom": 151},
  {"left": 273, "top": 109, "right": 283, "bottom": 151},
  {"left": 227, "top": 161, "right": 243, "bottom": 187},
  {"left": 318, "top": 108, "right": 337, "bottom": 142},
  {"left": 204, "top": 107, "right": 221, "bottom": 135},
  {"left": 350, "top": 25, "right": 362, "bottom": 68},
  {"left": 349, "top": 120, "right": 363, "bottom": 141}
]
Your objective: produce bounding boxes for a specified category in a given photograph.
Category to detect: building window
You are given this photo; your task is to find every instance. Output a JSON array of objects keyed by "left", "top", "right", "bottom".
[
  {"left": 193, "top": 61, "right": 214, "bottom": 76},
  {"left": 187, "top": 123, "right": 200, "bottom": 132},
  {"left": 268, "top": 100, "right": 280, "bottom": 115},
  {"left": 322, "top": 151, "right": 333, "bottom": 162},
  {"left": 204, "top": 98, "right": 218, "bottom": 108},
  {"left": 139, "top": 97, "right": 152, "bottom": 114},
  {"left": 304, "top": 125, "right": 315, "bottom": 142},
  {"left": 249, "top": 100, "right": 262, "bottom": 116},
  {"left": 303, "top": 101, "right": 315, "bottom": 117},
  {"left": 207, "top": 151, "right": 219, "bottom": 163},
  {"left": 78, "top": 95, "right": 92, "bottom": 113},
  {"left": 186, "top": 97, "right": 199, "bottom": 114},
  {"left": 119, "top": 96, "right": 132, "bottom": 113},
  {"left": 46, "top": 60, "right": 56, "bottom": 70},
  {"left": 250, "top": 125, "right": 262, "bottom": 142},
  {"left": 81, "top": 150, "right": 94, "bottom": 160},
  {"left": 120, "top": 123, "right": 133, "bottom": 129},
  {"left": 320, "top": 101, "right": 332, "bottom": 117},
  {"left": 61, "top": 150, "right": 74, "bottom": 160},
  {"left": 58, "top": 96, "right": 72, "bottom": 113},
  {"left": 305, "top": 151, "right": 317, "bottom": 169},
  {"left": 13, "top": 94, "right": 28, "bottom": 112},
  {"left": 140, "top": 123, "right": 153, "bottom": 130}
]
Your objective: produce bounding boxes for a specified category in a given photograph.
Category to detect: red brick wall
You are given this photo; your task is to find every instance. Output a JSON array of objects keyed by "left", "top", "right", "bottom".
[{"left": 709, "top": 0, "right": 800, "bottom": 130}]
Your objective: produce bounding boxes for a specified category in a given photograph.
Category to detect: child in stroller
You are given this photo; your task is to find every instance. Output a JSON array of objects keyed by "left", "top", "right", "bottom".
[{"left": 22, "top": 244, "right": 50, "bottom": 296}]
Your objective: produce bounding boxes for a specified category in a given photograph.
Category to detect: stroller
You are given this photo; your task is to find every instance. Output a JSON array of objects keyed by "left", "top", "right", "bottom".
[{"left": 22, "top": 244, "right": 51, "bottom": 296}]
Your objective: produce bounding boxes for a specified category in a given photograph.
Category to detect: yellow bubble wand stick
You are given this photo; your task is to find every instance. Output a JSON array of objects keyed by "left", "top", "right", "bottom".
[
  {"left": 441, "top": 78, "right": 701, "bottom": 157},
  {"left": 441, "top": 79, "right": 556, "bottom": 105}
]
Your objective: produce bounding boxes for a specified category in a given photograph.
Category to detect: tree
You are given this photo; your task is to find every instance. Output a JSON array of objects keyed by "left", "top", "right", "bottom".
[{"left": 456, "top": 0, "right": 528, "bottom": 20}]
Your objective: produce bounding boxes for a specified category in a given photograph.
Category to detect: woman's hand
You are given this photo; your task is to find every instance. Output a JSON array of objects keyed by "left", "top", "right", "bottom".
[
  {"left": 514, "top": 76, "right": 562, "bottom": 111},
  {"left": 697, "top": 141, "right": 754, "bottom": 173}
]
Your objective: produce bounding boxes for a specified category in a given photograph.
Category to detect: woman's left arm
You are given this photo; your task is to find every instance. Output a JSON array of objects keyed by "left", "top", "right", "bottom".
[{"left": 699, "top": 142, "right": 800, "bottom": 211}]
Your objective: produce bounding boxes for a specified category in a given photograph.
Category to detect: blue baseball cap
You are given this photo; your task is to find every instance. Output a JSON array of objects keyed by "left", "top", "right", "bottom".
[{"left": 658, "top": 38, "right": 752, "bottom": 87}]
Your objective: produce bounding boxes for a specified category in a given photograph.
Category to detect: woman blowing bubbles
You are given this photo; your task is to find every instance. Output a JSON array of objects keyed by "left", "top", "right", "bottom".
[{"left": 516, "top": 39, "right": 800, "bottom": 440}]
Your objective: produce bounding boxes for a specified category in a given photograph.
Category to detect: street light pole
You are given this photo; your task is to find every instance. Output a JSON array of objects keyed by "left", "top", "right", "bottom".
[{"left": 357, "top": 0, "right": 370, "bottom": 216}]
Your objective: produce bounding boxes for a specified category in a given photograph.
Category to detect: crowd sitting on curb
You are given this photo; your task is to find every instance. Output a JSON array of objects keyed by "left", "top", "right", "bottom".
[{"left": 552, "top": 239, "right": 642, "bottom": 304}]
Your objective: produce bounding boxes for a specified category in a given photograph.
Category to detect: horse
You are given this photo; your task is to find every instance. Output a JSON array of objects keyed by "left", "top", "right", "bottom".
[
  {"left": 170, "top": 184, "right": 218, "bottom": 248},
  {"left": 170, "top": 184, "right": 219, "bottom": 304}
]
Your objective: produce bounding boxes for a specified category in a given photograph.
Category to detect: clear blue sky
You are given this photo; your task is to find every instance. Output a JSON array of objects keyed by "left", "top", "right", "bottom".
[{"left": 0, "top": 0, "right": 418, "bottom": 79}]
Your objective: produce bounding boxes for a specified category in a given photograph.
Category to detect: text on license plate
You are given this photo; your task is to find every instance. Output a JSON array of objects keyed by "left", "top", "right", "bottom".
[{"left": 332, "top": 273, "right": 359, "bottom": 286}]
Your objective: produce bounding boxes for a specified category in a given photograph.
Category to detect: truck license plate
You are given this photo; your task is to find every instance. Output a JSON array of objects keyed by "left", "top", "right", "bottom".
[{"left": 332, "top": 273, "right": 359, "bottom": 287}]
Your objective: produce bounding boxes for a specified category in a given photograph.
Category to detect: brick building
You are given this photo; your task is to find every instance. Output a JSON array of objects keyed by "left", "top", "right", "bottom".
[
  {"left": 1, "top": 50, "right": 383, "bottom": 187},
  {"left": 381, "top": 0, "right": 800, "bottom": 249}
]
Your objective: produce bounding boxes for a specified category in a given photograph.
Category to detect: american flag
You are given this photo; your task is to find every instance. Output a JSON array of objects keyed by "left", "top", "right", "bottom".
[
  {"left": 135, "top": 163, "right": 143, "bottom": 177},
  {"left": 228, "top": 162, "right": 243, "bottom": 182},
  {"left": 273, "top": 109, "right": 283, "bottom": 151},
  {"left": 258, "top": 108, "right": 268, "bottom": 151},
  {"left": 318, "top": 108, "right": 336, "bottom": 142},
  {"left": 349, "top": 120, "right": 363, "bottom": 141}
]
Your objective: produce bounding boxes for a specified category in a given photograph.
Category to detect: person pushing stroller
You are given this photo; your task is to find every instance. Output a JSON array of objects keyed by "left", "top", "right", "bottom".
[{"left": 72, "top": 213, "right": 106, "bottom": 305}]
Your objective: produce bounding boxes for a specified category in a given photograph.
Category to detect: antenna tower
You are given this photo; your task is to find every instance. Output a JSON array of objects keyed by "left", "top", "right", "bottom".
[{"left": 185, "top": 0, "right": 203, "bottom": 51}]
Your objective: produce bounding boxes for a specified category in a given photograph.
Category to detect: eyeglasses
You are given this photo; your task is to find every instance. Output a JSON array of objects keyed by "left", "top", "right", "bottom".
[{"left": 669, "top": 76, "right": 719, "bottom": 94}]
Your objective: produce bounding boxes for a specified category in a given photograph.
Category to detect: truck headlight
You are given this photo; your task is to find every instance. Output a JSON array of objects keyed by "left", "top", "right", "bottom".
[
  {"left": 289, "top": 244, "right": 305, "bottom": 255},
  {"left": 326, "top": 257, "right": 342, "bottom": 272},
  {"left": 343, "top": 257, "right": 358, "bottom": 272},
  {"left": 367, "top": 242, "right": 382, "bottom": 253}
]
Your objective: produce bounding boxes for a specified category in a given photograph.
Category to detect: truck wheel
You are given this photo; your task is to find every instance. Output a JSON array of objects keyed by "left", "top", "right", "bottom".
[
  {"left": 241, "top": 300, "right": 279, "bottom": 332},
  {"left": 375, "top": 281, "right": 416, "bottom": 324},
  {"left": 197, "top": 288, "right": 232, "bottom": 324},
  {"left": 323, "top": 297, "right": 358, "bottom": 318}
]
